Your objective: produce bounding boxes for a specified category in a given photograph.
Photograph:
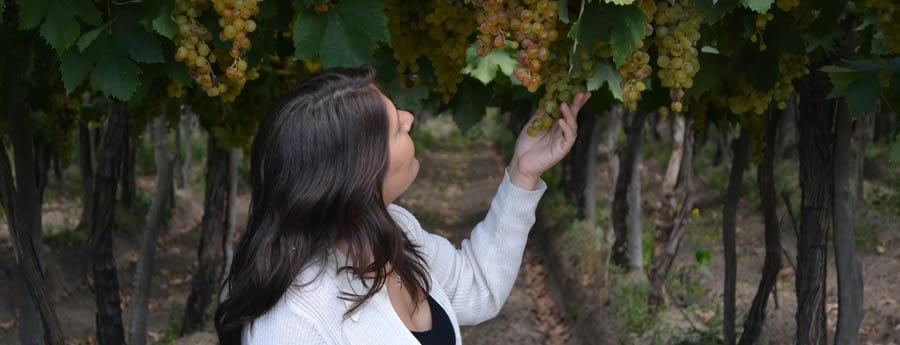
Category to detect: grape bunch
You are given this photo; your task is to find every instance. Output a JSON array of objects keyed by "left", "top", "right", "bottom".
[
  {"left": 473, "top": 0, "right": 561, "bottom": 92},
  {"left": 653, "top": 0, "right": 703, "bottom": 113},
  {"left": 866, "top": 0, "right": 899, "bottom": 54},
  {"left": 212, "top": 0, "right": 259, "bottom": 76},
  {"left": 526, "top": 40, "right": 593, "bottom": 136},
  {"left": 749, "top": 12, "right": 774, "bottom": 52},
  {"left": 386, "top": 0, "right": 475, "bottom": 102},
  {"left": 173, "top": 0, "right": 217, "bottom": 94},
  {"left": 772, "top": 54, "right": 809, "bottom": 110},
  {"left": 619, "top": 0, "right": 656, "bottom": 111}
]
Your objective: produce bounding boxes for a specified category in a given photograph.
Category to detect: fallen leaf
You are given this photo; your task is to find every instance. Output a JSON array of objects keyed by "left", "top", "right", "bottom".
[
  {"left": 881, "top": 298, "right": 897, "bottom": 306},
  {"left": 0, "top": 320, "right": 15, "bottom": 329},
  {"left": 694, "top": 309, "right": 716, "bottom": 324},
  {"left": 826, "top": 302, "right": 839, "bottom": 314}
]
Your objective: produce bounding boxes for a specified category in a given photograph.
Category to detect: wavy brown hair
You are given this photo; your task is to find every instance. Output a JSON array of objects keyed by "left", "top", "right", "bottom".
[{"left": 214, "top": 67, "right": 431, "bottom": 345}]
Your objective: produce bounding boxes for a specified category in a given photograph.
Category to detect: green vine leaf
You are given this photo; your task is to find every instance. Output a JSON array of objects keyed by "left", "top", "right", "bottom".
[
  {"left": 587, "top": 60, "right": 623, "bottom": 101},
  {"left": 464, "top": 47, "right": 517, "bottom": 85},
  {"left": 572, "top": 2, "right": 647, "bottom": 68},
  {"left": 451, "top": 77, "right": 492, "bottom": 131},
  {"left": 40, "top": 1, "right": 80, "bottom": 53},
  {"left": 292, "top": 0, "right": 389, "bottom": 68},
  {"left": 822, "top": 60, "right": 881, "bottom": 117},
  {"left": 740, "top": 0, "right": 773, "bottom": 13},
  {"left": 151, "top": 0, "right": 177, "bottom": 39},
  {"left": 18, "top": 0, "right": 50, "bottom": 30},
  {"left": 77, "top": 21, "right": 112, "bottom": 52},
  {"left": 60, "top": 49, "right": 92, "bottom": 94},
  {"left": 66, "top": 0, "right": 102, "bottom": 26},
  {"left": 115, "top": 20, "right": 164, "bottom": 64}
]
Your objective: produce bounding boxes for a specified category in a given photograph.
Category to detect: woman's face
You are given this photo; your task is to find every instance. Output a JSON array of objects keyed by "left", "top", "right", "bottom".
[{"left": 380, "top": 92, "right": 418, "bottom": 205}]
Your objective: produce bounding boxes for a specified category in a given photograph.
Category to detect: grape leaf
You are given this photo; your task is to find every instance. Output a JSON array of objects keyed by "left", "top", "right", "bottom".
[
  {"left": 0, "top": 0, "right": 5, "bottom": 22},
  {"left": 60, "top": 49, "right": 92, "bottom": 94},
  {"left": 464, "top": 47, "right": 517, "bottom": 85},
  {"left": 695, "top": 0, "right": 739, "bottom": 23},
  {"left": 292, "top": 11, "right": 327, "bottom": 60},
  {"left": 151, "top": 0, "right": 177, "bottom": 39},
  {"left": 40, "top": 1, "right": 80, "bottom": 53},
  {"left": 77, "top": 21, "right": 112, "bottom": 52},
  {"left": 740, "top": 0, "right": 773, "bottom": 13},
  {"left": 18, "top": 0, "right": 50, "bottom": 30},
  {"left": 822, "top": 60, "right": 881, "bottom": 117},
  {"left": 587, "top": 60, "right": 623, "bottom": 101},
  {"left": 844, "top": 77, "right": 881, "bottom": 117},
  {"left": 571, "top": 2, "right": 646, "bottom": 68},
  {"left": 607, "top": 5, "right": 647, "bottom": 68},
  {"left": 558, "top": 0, "right": 570, "bottom": 23},
  {"left": 293, "top": 0, "right": 389, "bottom": 68},
  {"left": 66, "top": 0, "right": 101, "bottom": 26},
  {"left": 88, "top": 36, "right": 142, "bottom": 101},
  {"left": 115, "top": 20, "right": 164, "bottom": 64},
  {"left": 451, "top": 77, "right": 491, "bottom": 131}
]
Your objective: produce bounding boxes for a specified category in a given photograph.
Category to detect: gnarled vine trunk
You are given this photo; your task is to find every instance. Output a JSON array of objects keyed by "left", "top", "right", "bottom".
[
  {"left": 182, "top": 134, "right": 231, "bottom": 334},
  {"left": 612, "top": 111, "right": 647, "bottom": 267},
  {"left": 91, "top": 101, "right": 130, "bottom": 345},
  {"left": 723, "top": 128, "right": 750, "bottom": 345},
  {"left": 739, "top": 108, "right": 782, "bottom": 345}
]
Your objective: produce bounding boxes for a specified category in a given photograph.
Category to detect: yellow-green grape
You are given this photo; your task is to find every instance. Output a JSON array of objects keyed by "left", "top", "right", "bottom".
[
  {"left": 387, "top": 0, "right": 475, "bottom": 102},
  {"left": 167, "top": 82, "right": 183, "bottom": 98},
  {"left": 654, "top": 0, "right": 703, "bottom": 112},
  {"left": 866, "top": 0, "right": 899, "bottom": 54}
]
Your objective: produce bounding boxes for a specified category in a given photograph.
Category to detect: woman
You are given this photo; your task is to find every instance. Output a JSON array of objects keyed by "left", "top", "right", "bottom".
[{"left": 215, "top": 67, "right": 590, "bottom": 345}]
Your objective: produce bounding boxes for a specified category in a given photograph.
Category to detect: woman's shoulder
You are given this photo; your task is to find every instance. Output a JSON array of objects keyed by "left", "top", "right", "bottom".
[{"left": 387, "top": 204, "right": 424, "bottom": 239}]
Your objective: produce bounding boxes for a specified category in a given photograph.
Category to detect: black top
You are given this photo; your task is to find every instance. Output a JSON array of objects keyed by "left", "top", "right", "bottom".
[{"left": 410, "top": 295, "right": 456, "bottom": 345}]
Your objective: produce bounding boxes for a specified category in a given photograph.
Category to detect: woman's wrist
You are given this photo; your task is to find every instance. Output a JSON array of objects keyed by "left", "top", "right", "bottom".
[{"left": 508, "top": 160, "right": 539, "bottom": 191}]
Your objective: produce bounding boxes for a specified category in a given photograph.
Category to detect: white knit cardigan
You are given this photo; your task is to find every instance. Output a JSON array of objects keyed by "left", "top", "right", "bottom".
[{"left": 242, "top": 169, "right": 547, "bottom": 345}]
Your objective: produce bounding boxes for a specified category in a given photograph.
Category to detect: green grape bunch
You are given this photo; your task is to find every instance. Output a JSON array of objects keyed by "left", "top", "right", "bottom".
[
  {"left": 653, "top": 0, "right": 703, "bottom": 113},
  {"left": 619, "top": 0, "right": 656, "bottom": 111},
  {"left": 387, "top": 0, "right": 475, "bottom": 102},
  {"left": 527, "top": 38, "right": 593, "bottom": 136}
]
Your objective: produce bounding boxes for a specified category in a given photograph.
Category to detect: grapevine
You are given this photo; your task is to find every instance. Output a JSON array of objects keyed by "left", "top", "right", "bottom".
[
  {"left": 654, "top": 0, "right": 703, "bottom": 113},
  {"left": 866, "top": 0, "right": 899, "bottom": 54},
  {"left": 386, "top": 0, "right": 475, "bottom": 102},
  {"left": 619, "top": 0, "right": 656, "bottom": 111},
  {"left": 474, "top": 0, "right": 561, "bottom": 92}
]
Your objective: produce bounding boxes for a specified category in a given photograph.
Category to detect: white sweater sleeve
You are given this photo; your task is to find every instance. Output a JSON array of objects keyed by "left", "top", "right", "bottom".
[
  {"left": 242, "top": 304, "right": 330, "bottom": 345},
  {"left": 391, "top": 168, "right": 547, "bottom": 325}
]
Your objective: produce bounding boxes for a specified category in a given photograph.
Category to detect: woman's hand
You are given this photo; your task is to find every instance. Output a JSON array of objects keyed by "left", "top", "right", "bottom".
[{"left": 508, "top": 92, "right": 591, "bottom": 190}]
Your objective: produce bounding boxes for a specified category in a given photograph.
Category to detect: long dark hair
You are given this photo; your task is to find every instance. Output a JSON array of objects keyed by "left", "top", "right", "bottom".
[{"left": 215, "top": 67, "right": 431, "bottom": 345}]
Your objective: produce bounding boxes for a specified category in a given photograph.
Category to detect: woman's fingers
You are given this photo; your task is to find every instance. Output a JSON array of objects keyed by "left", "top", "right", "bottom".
[
  {"left": 560, "top": 102, "right": 578, "bottom": 136},
  {"left": 557, "top": 114, "right": 576, "bottom": 148}
]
